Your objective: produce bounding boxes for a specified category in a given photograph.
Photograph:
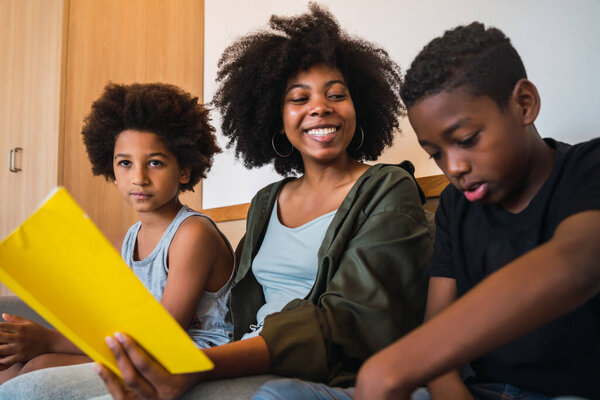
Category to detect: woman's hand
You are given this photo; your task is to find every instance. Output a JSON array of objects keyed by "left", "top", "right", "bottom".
[
  {"left": 95, "top": 333, "right": 200, "bottom": 400},
  {"left": 0, "top": 314, "right": 54, "bottom": 367}
]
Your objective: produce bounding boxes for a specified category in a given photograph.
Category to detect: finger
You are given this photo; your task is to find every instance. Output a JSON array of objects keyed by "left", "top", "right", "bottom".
[
  {"left": 0, "top": 323, "right": 18, "bottom": 334},
  {"left": 0, "top": 354, "right": 21, "bottom": 366},
  {"left": 0, "top": 331, "right": 17, "bottom": 343},
  {"left": 106, "top": 335, "right": 157, "bottom": 398},
  {"left": 0, "top": 343, "right": 17, "bottom": 356},
  {"left": 114, "top": 332, "right": 171, "bottom": 383},
  {"left": 94, "top": 363, "right": 134, "bottom": 400}
]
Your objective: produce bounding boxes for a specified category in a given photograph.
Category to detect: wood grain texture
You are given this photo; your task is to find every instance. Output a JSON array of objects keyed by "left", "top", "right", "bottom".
[
  {"left": 62, "top": 0, "right": 205, "bottom": 243},
  {"left": 210, "top": 174, "right": 449, "bottom": 223},
  {"left": 0, "top": 0, "right": 64, "bottom": 294}
]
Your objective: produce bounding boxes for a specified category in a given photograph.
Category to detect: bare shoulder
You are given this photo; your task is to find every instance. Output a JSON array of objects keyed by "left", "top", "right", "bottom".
[{"left": 171, "top": 215, "right": 223, "bottom": 250}]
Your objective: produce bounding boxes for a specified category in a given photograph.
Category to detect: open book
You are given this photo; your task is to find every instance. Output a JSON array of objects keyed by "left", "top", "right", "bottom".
[{"left": 0, "top": 187, "right": 213, "bottom": 376}]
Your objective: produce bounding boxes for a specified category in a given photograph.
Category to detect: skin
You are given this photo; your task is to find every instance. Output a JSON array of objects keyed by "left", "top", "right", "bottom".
[
  {"left": 354, "top": 81, "right": 600, "bottom": 399},
  {"left": 95, "top": 64, "right": 372, "bottom": 399},
  {"left": 0, "top": 130, "right": 233, "bottom": 385}
]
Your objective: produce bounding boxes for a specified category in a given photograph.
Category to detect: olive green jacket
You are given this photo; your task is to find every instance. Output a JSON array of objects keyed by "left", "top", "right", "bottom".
[{"left": 230, "top": 164, "right": 433, "bottom": 387}]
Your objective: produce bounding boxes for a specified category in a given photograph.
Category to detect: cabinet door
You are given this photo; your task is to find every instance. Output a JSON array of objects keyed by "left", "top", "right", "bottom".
[
  {"left": 62, "top": 0, "right": 205, "bottom": 245},
  {"left": 0, "top": 0, "right": 64, "bottom": 295}
]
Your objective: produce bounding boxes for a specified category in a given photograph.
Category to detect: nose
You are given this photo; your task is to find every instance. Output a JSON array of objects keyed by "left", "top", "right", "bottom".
[
  {"left": 132, "top": 166, "right": 149, "bottom": 186},
  {"left": 309, "top": 95, "right": 332, "bottom": 116},
  {"left": 445, "top": 150, "right": 469, "bottom": 179}
]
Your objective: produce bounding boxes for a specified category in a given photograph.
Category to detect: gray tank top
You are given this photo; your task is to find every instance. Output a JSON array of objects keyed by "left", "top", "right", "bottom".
[{"left": 121, "top": 206, "right": 234, "bottom": 348}]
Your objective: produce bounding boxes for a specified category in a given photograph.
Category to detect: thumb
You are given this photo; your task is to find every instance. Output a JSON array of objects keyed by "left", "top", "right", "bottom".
[{"left": 2, "top": 313, "right": 28, "bottom": 323}]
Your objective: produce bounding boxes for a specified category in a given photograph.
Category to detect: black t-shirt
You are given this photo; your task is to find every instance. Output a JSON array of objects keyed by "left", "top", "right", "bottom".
[{"left": 428, "top": 138, "right": 600, "bottom": 397}]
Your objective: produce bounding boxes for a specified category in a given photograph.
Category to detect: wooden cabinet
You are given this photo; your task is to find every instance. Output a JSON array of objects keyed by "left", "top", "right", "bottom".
[{"left": 0, "top": 0, "right": 65, "bottom": 295}]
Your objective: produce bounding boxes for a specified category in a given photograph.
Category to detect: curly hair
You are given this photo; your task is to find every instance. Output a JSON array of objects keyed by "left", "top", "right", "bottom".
[
  {"left": 81, "top": 82, "right": 220, "bottom": 192},
  {"left": 401, "top": 22, "right": 527, "bottom": 109},
  {"left": 212, "top": 3, "right": 404, "bottom": 176}
]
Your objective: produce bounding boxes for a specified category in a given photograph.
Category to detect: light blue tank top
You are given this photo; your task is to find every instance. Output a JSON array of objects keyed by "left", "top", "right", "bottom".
[
  {"left": 121, "top": 206, "right": 234, "bottom": 348},
  {"left": 242, "top": 199, "right": 337, "bottom": 339}
]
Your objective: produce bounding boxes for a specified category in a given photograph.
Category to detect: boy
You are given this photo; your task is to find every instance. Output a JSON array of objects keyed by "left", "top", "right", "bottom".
[{"left": 356, "top": 22, "right": 600, "bottom": 399}]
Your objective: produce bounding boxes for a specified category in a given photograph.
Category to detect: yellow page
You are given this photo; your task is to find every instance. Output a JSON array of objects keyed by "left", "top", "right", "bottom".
[{"left": 0, "top": 187, "right": 213, "bottom": 376}]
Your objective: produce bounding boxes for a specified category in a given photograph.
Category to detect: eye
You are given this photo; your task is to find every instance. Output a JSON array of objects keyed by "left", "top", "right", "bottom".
[
  {"left": 428, "top": 151, "right": 442, "bottom": 161},
  {"left": 117, "top": 160, "right": 131, "bottom": 167},
  {"left": 148, "top": 159, "right": 163, "bottom": 167},
  {"left": 328, "top": 92, "right": 347, "bottom": 101},
  {"left": 457, "top": 131, "right": 480, "bottom": 147}
]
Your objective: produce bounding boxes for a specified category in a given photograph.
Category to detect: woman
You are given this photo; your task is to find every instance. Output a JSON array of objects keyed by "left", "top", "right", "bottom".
[{"left": 0, "top": 5, "right": 431, "bottom": 399}]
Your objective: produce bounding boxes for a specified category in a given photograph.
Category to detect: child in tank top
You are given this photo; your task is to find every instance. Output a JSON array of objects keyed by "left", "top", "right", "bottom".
[{"left": 0, "top": 83, "right": 234, "bottom": 383}]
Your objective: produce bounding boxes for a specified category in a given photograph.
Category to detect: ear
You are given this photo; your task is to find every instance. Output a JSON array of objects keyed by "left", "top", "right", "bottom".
[
  {"left": 179, "top": 167, "right": 191, "bottom": 185},
  {"left": 510, "top": 79, "right": 540, "bottom": 125}
]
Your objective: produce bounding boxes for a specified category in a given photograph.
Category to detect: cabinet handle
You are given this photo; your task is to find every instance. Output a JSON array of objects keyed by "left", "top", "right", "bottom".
[{"left": 9, "top": 147, "right": 22, "bottom": 173}]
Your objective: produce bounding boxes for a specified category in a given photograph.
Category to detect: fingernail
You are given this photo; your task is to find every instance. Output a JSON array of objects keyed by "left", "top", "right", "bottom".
[
  {"left": 105, "top": 336, "right": 116, "bottom": 348},
  {"left": 93, "top": 363, "right": 102, "bottom": 374},
  {"left": 114, "top": 332, "right": 126, "bottom": 343}
]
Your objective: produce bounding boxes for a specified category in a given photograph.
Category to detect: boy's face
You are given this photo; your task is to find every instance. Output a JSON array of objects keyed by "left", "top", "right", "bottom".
[
  {"left": 408, "top": 89, "right": 532, "bottom": 207},
  {"left": 112, "top": 130, "right": 190, "bottom": 214}
]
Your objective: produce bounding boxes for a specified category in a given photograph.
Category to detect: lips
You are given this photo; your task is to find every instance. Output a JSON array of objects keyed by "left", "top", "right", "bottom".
[
  {"left": 304, "top": 125, "right": 339, "bottom": 143},
  {"left": 462, "top": 182, "right": 488, "bottom": 202},
  {"left": 131, "top": 192, "right": 152, "bottom": 200}
]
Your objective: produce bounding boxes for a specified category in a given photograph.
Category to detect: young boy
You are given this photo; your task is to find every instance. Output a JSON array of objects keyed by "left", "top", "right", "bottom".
[{"left": 356, "top": 22, "right": 600, "bottom": 399}]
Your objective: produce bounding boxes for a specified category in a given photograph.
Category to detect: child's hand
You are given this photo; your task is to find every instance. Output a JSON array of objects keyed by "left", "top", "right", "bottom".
[{"left": 0, "top": 313, "right": 53, "bottom": 367}]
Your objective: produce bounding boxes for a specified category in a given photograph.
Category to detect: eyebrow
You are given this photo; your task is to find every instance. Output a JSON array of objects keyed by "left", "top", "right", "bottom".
[
  {"left": 418, "top": 118, "right": 472, "bottom": 146},
  {"left": 114, "top": 152, "right": 169, "bottom": 159},
  {"left": 285, "top": 80, "right": 347, "bottom": 94}
]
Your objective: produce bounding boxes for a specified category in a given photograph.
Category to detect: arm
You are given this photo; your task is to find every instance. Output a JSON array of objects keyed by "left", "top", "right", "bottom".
[
  {"left": 423, "top": 278, "right": 472, "bottom": 400},
  {"left": 160, "top": 216, "right": 232, "bottom": 329},
  {"left": 0, "top": 314, "right": 83, "bottom": 366},
  {"left": 355, "top": 210, "right": 600, "bottom": 400}
]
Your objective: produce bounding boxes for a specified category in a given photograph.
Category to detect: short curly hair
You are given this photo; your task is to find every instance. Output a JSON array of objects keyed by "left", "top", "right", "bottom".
[
  {"left": 212, "top": 3, "right": 404, "bottom": 176},
  {"left": 82, "top": 82, "right": 220, "bottom": 192},
  {"left": 401, "top": 22, "right": 527, "bottom": 109}
]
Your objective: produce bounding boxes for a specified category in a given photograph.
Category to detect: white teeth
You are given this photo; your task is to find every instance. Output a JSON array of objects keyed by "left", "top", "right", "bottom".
[{"left": 306, "top": 127, "right": 337, "bottom": 137}]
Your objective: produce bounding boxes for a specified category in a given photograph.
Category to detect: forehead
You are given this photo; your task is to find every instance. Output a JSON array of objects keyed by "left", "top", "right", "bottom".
[
  {"left": 286, "top": 64, "right": 346, "bottom": 88},
  {"left": 114, "top": 130, "right": 169, "bottom": 152},
  {"left": 407, "top": 90, "right": 500, "bottom": 140}
]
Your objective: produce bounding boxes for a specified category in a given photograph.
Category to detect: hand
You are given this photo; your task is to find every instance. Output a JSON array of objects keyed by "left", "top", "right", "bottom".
[
  {"left": 354, "top": 355, "right": 413, "bottom": 400},
  {"left": 95, "top": 333, "right": 199, "bottom": 400},
  {"left": 0, "top": 313, "right": 53, "bottom": 367}
]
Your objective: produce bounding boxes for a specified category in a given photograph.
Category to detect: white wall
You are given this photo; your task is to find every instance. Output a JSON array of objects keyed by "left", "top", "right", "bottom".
[{"left": 203, "top": 0, "right": 600, "bottom": 209}]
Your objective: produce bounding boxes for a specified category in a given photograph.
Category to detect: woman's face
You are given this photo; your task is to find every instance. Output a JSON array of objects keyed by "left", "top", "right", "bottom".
[{"left": 281, "top": 64, "right": 356, "bottom": 167}]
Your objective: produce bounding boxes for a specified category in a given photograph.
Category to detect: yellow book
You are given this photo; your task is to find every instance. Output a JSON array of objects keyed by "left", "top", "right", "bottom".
[{"left": 0, "top": 187, "right": 213, "bottom": 376}]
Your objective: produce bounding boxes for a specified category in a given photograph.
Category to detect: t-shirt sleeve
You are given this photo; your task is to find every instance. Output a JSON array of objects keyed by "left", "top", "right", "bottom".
[
  {"left": 426, "top": 187, "right": 456, "bottom": 278},
  {"left": 556, "top": 138, "right": 600, "bottom": 221}
]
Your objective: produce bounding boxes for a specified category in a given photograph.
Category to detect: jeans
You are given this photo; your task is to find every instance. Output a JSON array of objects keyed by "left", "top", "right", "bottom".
[
  {"left": 252, "top": 380, "right": 589, "bottom": 400},
  {"left": 252, "top": 378, "right": 354, "bottom": 400},
  {"left": 0, "top": 362, "right": 280, "bottom": 400}
]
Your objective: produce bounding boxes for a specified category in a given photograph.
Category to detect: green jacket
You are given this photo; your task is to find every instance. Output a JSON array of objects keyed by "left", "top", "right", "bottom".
[{"left": 230, "top": 164, "right": 432, "bottom": 387}]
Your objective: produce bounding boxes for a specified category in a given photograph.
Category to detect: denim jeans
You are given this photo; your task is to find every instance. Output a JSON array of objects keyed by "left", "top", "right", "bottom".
[
  {"left": 252, "top": 379, "right": 589, "bottom": 400},
  {"left": 0, "top": 362, "right": 280, "bottom": 400}
]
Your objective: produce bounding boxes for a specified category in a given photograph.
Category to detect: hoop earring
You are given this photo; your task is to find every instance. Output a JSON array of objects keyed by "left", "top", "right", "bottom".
[
  {"left": 349, "top": 125, "right": 364, "bottom": 151},
  {"left": 272, "top": 132, "right": 294, "bottom": 157}
]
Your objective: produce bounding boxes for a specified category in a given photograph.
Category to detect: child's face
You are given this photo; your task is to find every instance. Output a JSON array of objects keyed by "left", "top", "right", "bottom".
[
  {"left": 112, "top": 130, "right": 190, "bottom": 214},
  {"left": 408, "top": 89, "right": 532, "bottom": 207}
]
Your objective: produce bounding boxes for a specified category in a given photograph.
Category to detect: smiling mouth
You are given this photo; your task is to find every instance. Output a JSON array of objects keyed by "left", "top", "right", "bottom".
[{"left": 305, "top": 126, "right": 338, "bottom": 137}]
